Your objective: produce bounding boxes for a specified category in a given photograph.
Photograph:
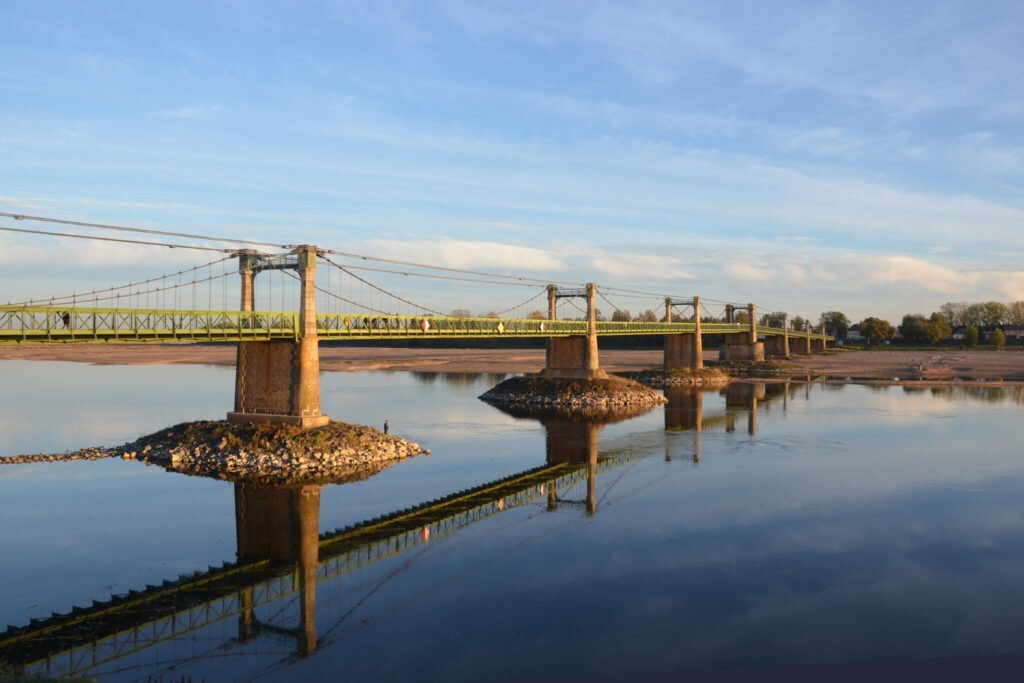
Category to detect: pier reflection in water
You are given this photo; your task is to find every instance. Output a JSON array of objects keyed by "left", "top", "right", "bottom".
[
  {"left": 6, "top": 375, "right": 1024, "bottom": 681},
  {"left": 1, "top": 402, "right": 645, "bottom": 679},
  {"left": 235, "top": 483, "right": 321, "bottom": 656},
  {"left": 662, "top": 381, "right": 797, "bottom": 463},
  {"left": 486, "top": 400, "right": 656, "bottom": 516}
]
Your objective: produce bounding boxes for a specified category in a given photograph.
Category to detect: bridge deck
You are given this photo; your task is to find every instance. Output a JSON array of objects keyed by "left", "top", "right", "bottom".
[{"left": 0, "top": 306, "right": 827, "bottom": 344}]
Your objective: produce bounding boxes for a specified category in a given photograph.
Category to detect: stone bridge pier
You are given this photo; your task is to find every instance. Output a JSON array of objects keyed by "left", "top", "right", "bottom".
[
  {"left": 228, "top": 246, "right": 329, "bottom": 428},
  {"left": 663, "top": 296, "right": 703, "bottom": 371},
  {"left": 720, "top": 303, "right": 765, "bottom": 361},
  {"left": 763, "top": 314, "right": 790, "bottom": 358},
  {"left": 811, "top": 326, "right": 828, "bottom": 352},
  {"left": 541, "top": 283, "right": 608, "bottom": 379}
]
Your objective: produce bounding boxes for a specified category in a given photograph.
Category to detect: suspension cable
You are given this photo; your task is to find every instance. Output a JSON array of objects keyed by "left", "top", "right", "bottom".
[
  {"left": 281, "top": 270, "right": 392, "bottom": 315},
  {"left": 492, "top": 287, "right": 547, "bottom": 318},
  {"left": 596, "top": 288, "right": 625, "bottom": 315},
  {"left": 0, "top": 224, "right": 232, "bottom": 253},
  {"left": 323, "top": 247, "right": 583, "bottom": 287},
  {"left": 321, "top": 258, "right": 555, "bottom": 288},
  {"left": 9, "top": 255, "right": 235, "bottom": 306},
  {"left": 24, "top": 268, "right": 235, "bottom": 308},
  {"left": 320, "top": 255, "right": 446, "bottom": 316},
  {"left": 0, "top": 212, "right": 291, "bottom": 249}
]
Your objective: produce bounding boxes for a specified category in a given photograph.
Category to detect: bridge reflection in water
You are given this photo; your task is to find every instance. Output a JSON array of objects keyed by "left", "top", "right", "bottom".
[
  {"left": 663, "top": 381, "right": 807, "bottom": 464},
  {"left": 0, "top": 380, "right": 813, "bottom": 680}
]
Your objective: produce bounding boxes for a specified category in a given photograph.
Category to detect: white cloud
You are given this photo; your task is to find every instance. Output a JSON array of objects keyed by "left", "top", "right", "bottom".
[
  {"left": 990, "top": 271, "right": 1024, "bottom": 302},
  {"left": 589, "top": 252, "right": 693, "bottom": 280},
  {"left": 152, "top": 105, "right": 221, "bottom": 120},
  {"left": 857, "top": 255, "right": 973, "bottom": 295},
  {"left": 362, "top": 238, "right": 563, "bottom": 272},
  {"left": 726, "top": 262, "right": 771, "bottom": 283}
]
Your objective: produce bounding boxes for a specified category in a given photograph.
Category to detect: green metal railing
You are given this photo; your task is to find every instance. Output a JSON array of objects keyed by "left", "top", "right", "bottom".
[
  {"left": 0, "top": 306, "right": 831, "bottom": 344},
  {"left": 0, "top": 306, "right": 299, "bottom": 343}
]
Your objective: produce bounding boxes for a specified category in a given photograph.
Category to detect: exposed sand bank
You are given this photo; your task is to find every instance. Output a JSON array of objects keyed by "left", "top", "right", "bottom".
[{"left": 0, "top": 344, "right": 1022, "bottom": 383}]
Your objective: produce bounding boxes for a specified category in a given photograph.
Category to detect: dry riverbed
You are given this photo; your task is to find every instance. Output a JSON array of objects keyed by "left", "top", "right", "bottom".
[{"left": 1, "top": 344, "right": 1021, "bottom": 383}]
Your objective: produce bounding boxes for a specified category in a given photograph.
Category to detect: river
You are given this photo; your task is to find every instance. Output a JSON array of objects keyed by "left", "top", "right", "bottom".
[{"left": 1, "top": 361, "right": 1023, "bottom": 680}]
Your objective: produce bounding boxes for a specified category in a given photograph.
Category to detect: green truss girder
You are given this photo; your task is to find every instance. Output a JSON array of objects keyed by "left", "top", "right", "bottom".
[{"left": 0, "top": 306, "right": 831, "bottom": 344}]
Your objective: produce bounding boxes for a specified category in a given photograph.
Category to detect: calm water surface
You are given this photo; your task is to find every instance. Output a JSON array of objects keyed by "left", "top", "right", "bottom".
[{"left": 2, "top": 361, "right": 1024, "bottom": 681}]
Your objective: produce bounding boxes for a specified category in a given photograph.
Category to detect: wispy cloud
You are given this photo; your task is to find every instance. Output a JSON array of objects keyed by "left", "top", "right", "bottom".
[
  {"left": 588, "top": 251, "right": 694, "bottom": 280},
  {"left": 362, "top": 238, "right": 563, "bottom": 272},
  {"left": 152, "top": 105, "right": 221, "bottom": 120}
]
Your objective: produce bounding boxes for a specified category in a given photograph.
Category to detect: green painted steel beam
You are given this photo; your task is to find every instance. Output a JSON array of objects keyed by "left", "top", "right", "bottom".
[{"left": 0, "top": 306, "right": 833, "bottom": 344}]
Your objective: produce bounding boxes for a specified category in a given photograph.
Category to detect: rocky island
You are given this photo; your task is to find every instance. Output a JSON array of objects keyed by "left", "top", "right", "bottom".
[
  {"left": 4, "top": 420, "right": 427, "bottom": 484},
  {"left": 479, "top": 374, "right": 667, "bottom": 409}
]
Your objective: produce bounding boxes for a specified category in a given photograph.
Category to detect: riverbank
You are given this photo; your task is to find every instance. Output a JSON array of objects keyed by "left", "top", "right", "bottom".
[{"left": 1, "top": 344, "right": 1021, "bottom": 383}]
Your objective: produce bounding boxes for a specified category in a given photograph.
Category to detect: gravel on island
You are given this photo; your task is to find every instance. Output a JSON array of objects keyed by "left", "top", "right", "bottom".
[
  {"left": 617, "top": 367, "right": 732, "bottom": 387},
  {"left": 479, "top": 375, "right": 667, "bottom": 409},
  {"left": 2, "top": 420, "right": 428, "bottom": 484}
]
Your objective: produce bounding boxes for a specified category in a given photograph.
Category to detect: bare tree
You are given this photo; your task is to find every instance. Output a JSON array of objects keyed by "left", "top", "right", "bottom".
[
  {"left": 636, "top": 310, "right": 658, "bottom": 322},
  {"left": 611, "top": 309, "right": 632, "bottom": 322}
]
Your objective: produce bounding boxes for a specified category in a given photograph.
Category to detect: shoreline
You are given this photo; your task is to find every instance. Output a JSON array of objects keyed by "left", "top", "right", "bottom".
[{"left": 0, "top": 344, "right": 1022, "bottom": 386}]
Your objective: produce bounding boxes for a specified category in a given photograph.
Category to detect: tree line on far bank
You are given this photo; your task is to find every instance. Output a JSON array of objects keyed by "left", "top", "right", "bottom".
[
  {"left": 825, "top": 300, "right": 1024, "bottom": 349},
  {"left": 448, "top": 299, "right": 1023, "bottom": 349}
]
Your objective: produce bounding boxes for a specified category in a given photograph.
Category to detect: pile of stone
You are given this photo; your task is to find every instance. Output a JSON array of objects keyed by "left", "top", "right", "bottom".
[
  {"left": 480, "top": 375, "right": 666, "bottom": 409},
  {"left": 4, "top": 420, "right": 428, "bottom": 485},
  {"left": 118, "top": 420, "right": 427, "bottom": 484},
  {"left": 622, "top": 367, "right": 731, "bottom": 388},
  {"left": 0, "top": 448, "right": 111, "bottom": 465}
]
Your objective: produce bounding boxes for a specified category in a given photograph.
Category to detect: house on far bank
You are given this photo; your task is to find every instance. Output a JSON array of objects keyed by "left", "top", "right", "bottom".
[
  {"left": 985, "top": 325, "right": 1024, "bottom": 343},
  {"left": 844, "top": 325, "right": 863, "bottom": 344}
]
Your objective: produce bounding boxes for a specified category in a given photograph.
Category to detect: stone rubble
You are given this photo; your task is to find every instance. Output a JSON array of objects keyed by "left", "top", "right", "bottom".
[
  {"left": 620, "top": 367, "right": 731, "bottom": 388},
  {"left": 479, "top": 375, "right": 667, "bottom": 408},
  {"left": 2, "top": 420, "right": 428, "bottom": 484}
]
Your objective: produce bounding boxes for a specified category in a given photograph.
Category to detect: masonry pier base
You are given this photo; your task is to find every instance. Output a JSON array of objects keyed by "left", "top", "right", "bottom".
[
  {"left": 720, "top": 339, "right": 765, "bottom": 362},
  {"left": 227, "top": 339, "right": 330, "bottom": 428},
  {"left": 764, "top": 335, "right": 790, "bottom": 358},
  {"left": 664, "top": 332, "right": 703, "bottom": 371},
  {"left": 541, "top": 335, "right": 608, "bottom": 379}
]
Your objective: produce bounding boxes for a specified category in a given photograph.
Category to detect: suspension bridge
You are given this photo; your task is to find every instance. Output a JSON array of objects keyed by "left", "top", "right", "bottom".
[{"left": 0, "top": 212, "right": 831, "bottom": 427}]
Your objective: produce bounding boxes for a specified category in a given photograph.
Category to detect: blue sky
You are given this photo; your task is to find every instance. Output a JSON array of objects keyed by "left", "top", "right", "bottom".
[{"left": 2, "top": 0, "right": 1023, "bottom": 322}]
